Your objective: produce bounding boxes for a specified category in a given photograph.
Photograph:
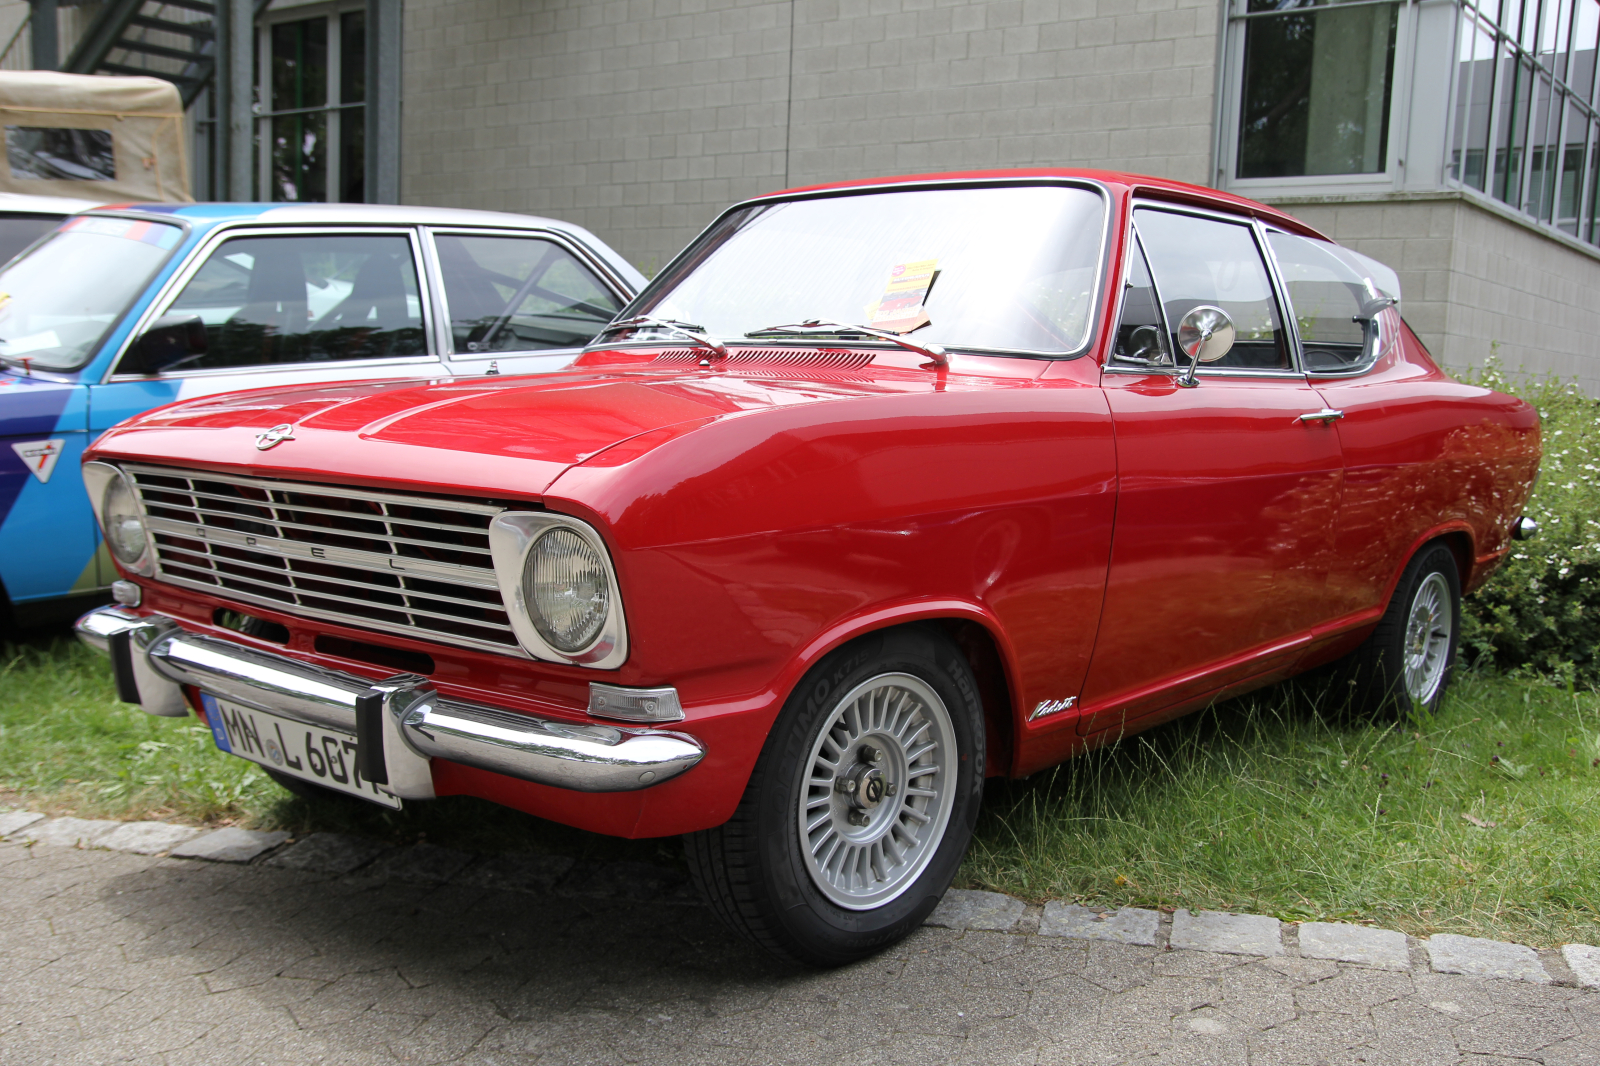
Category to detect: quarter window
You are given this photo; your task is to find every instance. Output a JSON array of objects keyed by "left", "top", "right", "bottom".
[
  {"left": 1133, "top": 209, "right": 1291, "bottom": 372},
  {"left": 433, "top": 234, "right": 623, "bottom": 355},
  {"left": 158, "top": 233, "right": 425, "bottom": 372}
]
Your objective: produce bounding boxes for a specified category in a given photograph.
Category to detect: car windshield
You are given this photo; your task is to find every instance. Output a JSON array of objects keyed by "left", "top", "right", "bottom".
[
  {"left": 626, "top": 184, "right": 1108, "bottom": 356},
  {"left": 0, "top": 215, "right": 182, "bottom": 371}
]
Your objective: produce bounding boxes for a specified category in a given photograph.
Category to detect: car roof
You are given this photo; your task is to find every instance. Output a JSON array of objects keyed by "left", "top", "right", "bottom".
[
  {"left": 742, "top": 168, "right": 1332, "bottom": 242},
  {"left": 0, "top": 190, "right": 101, "bottom": 215},
  {"left": 82, "top": 201, "right": 648, "bottom": 290}
]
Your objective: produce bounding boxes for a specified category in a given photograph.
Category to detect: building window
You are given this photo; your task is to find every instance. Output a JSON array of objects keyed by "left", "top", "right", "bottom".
[
  {"left": 1234, "top": 0, "right": 1401, "bottom": 180},
  {"left": 1448, "top": 0, "right": 1600, "bottom": 240},
  {"left": 258, "top": 5, "right": 366, "bottom": 203}
]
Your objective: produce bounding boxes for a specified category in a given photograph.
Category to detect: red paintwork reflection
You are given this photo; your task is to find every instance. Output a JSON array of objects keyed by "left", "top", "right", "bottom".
[{"left": 85, "top": 171, "right": 1540, "bottom": 839}]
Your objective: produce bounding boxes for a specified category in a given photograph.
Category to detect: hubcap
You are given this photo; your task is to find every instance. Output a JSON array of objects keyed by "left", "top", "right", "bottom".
[
  {"left": 1403, "top": 571, "right": 1453, "bottom": 704},
  {"left": 796, "top": 673, "right": 956, "bottom": 910}
]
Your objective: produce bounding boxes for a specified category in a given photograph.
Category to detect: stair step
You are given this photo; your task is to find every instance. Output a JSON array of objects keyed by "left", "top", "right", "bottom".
[
  {"left": 112, "top": 36, "right": 209, "bottom": 63},
  {"left": 128, "top": 13, "right": 213, "bottom": 40}
]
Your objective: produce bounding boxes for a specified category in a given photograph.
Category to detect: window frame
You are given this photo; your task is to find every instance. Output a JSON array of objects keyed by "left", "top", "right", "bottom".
[
  {"left": 104, "top": 223, "right": 438, "bottom": 382},
  {"left": 1261, "top": 226, "right": 1394, "bottom": 378},
  {"left": 255, "top": 0, "right": 369, "bottom": 204},
  {"left": 1220, "top": 0, "right": 1418, "bottom": 197},
  {"left": 1104, "top": 201, "right": 1309, "bottom": 380},
  {"left": 424, "top": 226, "right": 661, "bottom": 364}
]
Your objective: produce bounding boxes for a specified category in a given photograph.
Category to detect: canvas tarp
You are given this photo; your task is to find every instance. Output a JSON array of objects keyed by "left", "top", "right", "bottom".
[{"left": 0, "top": 71, "right": 191, "bottom": 203}]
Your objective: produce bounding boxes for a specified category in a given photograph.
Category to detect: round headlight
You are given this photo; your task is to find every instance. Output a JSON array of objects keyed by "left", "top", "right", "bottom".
[
  {"left": 102, "top": 472, "right": 148, "bottom": 566},
  {"left": 524, "top": 527, "right": 611, "bottom": 653}
]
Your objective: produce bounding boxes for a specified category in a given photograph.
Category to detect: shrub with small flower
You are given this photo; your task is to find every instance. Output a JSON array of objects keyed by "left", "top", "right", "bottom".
[{"left": 1457, "top": 362, "right": 1600, "bottom": 684}]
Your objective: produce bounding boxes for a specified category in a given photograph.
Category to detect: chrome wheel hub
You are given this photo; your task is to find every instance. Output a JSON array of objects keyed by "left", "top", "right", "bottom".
[
  {"left": 797, "top": 673, "right": 956, "bottom": 910},
  {"left": 1403, "top": 571, "right": 1453, "bottom": 704}
]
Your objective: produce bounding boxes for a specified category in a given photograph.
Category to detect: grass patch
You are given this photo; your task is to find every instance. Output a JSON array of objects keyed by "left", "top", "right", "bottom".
[
  {"left": 0, "top": 630, "right": 682, "bottom": 870},
  {"left": 7, "top": 631, "right": 1600, "bottom": 946},
  {"left": 963, "top": 670, "right": 1600, "bottom": 948}
]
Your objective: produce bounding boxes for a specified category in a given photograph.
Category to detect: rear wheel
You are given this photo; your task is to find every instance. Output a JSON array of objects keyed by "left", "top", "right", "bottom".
[
  {"left": 1339, "top": 543, "right": 1461, "bottom": 716},
  {"left": 684, "top": 626, "right": 984, "bottom": 966}
]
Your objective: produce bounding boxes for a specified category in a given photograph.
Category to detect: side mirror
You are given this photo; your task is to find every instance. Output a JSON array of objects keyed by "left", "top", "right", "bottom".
[
  {"left": 120, "top": 314, "right": 208, "bottom": 376},
  {"left": 1175, "top": 305, "right": 1234, "bottom": 388}
]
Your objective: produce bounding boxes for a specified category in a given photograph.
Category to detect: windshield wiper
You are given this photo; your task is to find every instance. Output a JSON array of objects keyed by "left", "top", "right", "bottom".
[
  {"left": 597, "top": 315, "right": 728, "bottom": 359},
  {"left": 745, "top": 320, "right": 948, "bottom": 368}
]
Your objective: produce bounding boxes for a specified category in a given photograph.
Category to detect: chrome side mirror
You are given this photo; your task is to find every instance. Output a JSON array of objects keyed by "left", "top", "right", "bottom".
[{"left": 1175, "top": 305, "right": 1234, "bottom": 388}]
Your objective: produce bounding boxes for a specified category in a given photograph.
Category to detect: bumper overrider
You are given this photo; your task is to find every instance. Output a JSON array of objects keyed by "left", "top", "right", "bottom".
[{"left": 75, "top": 606, "right": 706, "bottom": 798}]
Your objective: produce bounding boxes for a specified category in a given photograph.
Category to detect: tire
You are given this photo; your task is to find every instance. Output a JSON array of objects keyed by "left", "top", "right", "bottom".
[
  {"left": 1339, "top": 543, "right": 1461, "bottom": 717},
  {"left": 263, "top": 767, "right": 356, "bottom": 804},
  {"left": 684, "top": 625, "right": 985, "bottom": 967}
]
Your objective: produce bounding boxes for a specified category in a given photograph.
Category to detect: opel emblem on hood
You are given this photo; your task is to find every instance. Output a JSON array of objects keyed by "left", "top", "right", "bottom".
[{"left": 255, "top": 423, "right": 296, "bottom": 451}]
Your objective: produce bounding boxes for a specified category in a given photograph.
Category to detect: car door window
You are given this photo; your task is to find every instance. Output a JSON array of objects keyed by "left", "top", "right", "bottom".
[
  {"left": 153, "top": 233, "right": 426, "bottom": 373},
  {"left": 433, "top": 233, "right": 623, "bottom": 355},
  {"left": 1110, "top": 234, "right": 1173, "bottom": 367},
  {"left": 1133, "top": 208, "right": 1290, "bottom": 371},
  {"left": 1266, "top": 230, "right": 1386, "bottom": 373}
]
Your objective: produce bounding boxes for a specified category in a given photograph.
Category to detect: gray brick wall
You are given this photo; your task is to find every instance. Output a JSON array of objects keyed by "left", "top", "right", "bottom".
[
  {"left": 401, "top": 0, "right": 1219, "bottom": 274},
  {"left": 1277, "top": 195, "right": 1600, "bottom": 396}
]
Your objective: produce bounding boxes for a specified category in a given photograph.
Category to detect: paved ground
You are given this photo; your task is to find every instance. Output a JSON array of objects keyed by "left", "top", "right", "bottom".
[{"left": 4, "top": 838, "right": 1598, "bottom": 1065}]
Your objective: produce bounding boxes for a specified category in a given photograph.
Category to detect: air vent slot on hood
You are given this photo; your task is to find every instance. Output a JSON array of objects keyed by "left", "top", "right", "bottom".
[{"left": 653, "top": 347, "right": 874, "bottom": 370}]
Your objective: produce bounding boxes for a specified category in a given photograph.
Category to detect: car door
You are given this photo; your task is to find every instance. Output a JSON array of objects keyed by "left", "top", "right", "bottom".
[
  {"left": 1263, "top": 228, "right": 1498, "bottom": 635},
  {"left": 1076, "top": 205, "right": 1345, "bottom": 736},
  {"left": 426, "top": 229, "right": 630, "bottom": 376},
  {"left": 89, "top": 227, "right": 443, "bottom": 438}
]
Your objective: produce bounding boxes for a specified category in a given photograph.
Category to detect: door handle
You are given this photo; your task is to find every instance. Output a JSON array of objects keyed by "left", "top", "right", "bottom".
[{"left": 1297, "top": 408, "right": 1344, "bottom": 424}]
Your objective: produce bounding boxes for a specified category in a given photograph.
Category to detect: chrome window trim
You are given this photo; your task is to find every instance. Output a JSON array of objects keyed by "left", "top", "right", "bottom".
[
  {"left": 487, "top": 511, "right": 629, "bottom": 670},
  {"left": 425, "top": 226, "right": 636, "bottom": 364},
  {"left": 1261, "top": 226, "right": 1388, "bottom": 380},
  {"left": 101, "top": 223, "right": 440, "bottom": 383},
  {"left": 606, "top": 176, "right": 1115, "bottom": 362},
  {"left": 1111, "top": 200, "right": 1308, "bottom": 379}
]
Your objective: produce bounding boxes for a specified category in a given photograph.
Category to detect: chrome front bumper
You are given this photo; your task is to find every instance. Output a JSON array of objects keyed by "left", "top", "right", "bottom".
[{"left": 75, "top": 607, "right": 706, "bottom": 798}]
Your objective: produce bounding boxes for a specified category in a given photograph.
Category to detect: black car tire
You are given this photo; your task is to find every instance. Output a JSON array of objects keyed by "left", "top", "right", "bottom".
[
  {"left": 684, "top": 625, "right": 985, "bottom": 967},
  {"left": 1338, "top": 542, "right": 1462, "bottom": 717}
]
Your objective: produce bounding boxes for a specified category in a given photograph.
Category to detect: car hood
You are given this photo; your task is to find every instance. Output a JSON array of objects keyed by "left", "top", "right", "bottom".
[{"left": 86, "top": 365, "right": 932, "bottom": 499}]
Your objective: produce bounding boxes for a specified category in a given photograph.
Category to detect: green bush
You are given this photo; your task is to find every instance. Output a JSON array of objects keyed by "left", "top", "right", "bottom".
[{"left": 1458, "top": 364, "right": 1600, "bottom": 684}]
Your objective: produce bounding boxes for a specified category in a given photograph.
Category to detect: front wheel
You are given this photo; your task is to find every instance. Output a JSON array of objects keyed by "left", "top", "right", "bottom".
[
  {"left": 1339, "top": 542, "right": 1461, "bottom": 716},
  {"left": 685, "top": 626, "right": 985, "bottom": 966}
]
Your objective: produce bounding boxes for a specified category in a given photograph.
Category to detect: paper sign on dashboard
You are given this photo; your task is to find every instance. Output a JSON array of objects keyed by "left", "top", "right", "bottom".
[{"left": 868, "top": 258, "right": 938, "bottom": 333}]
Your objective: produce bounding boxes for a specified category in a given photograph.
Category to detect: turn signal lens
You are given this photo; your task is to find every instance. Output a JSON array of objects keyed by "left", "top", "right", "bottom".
[
  {"left": 102, "top": 472, "right": 148, "bottom": 566},
  {"left": 525, "top": 527, "right": 610, "bottom": 653}
]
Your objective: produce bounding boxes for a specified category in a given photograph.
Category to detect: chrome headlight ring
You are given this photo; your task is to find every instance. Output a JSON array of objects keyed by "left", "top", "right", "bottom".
[
  {"left": 488, "top": 511, "right": 628, "bottom": 669},
  {"left": 83, "top": 461, "right": 155, "bottom": 576}
]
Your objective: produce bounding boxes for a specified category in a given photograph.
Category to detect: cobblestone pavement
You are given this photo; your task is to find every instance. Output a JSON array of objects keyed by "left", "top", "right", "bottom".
[{"left": 4, "top": 839, "right": 1598, "bottom": 1065}]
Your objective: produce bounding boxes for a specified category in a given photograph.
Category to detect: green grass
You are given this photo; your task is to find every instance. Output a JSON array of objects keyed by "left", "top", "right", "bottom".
[
  {"left": 5, "top": 631, "right": 1600, "bottom": 948},
  {"left": 962, "top": 670, "right": 1600, "bottom": 949}
]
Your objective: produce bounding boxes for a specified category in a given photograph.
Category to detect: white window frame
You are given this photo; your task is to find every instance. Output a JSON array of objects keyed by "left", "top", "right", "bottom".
[
  {"left": 256, "top": 0, "right": 368, "bottom": 204},
  {"left": 1220, "top": 0, "right": 1420, "bottom": 198}
]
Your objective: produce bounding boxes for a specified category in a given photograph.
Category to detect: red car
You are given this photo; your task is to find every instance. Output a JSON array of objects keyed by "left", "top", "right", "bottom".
[{"left": 77, "top": 170, "right": 1541, "bottom": 966}]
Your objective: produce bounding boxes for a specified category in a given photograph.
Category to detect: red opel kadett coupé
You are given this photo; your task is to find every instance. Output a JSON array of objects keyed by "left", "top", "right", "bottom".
[{"left": 77, "top": 171, "right": 1541, "bottom": 965}]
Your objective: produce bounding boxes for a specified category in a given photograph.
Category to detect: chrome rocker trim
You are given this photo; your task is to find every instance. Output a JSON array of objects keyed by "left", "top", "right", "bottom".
[{"left": 74, "top": 607, "right": 706, "bottom": 797}]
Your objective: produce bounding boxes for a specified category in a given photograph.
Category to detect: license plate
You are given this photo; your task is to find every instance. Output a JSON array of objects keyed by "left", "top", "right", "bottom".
[{"left": 200, "top": 693, "right": 401, "bottom": 809}]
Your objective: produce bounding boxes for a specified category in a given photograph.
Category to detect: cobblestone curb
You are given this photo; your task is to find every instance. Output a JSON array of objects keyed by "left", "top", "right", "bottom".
[{"left": 4, "top": 807, "right": 1593, "bottom": 990}]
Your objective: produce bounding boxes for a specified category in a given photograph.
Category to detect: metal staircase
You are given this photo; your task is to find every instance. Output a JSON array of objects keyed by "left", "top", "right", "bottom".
[{"left": 64, "top": 0, "right": 216, "bottom": 105}]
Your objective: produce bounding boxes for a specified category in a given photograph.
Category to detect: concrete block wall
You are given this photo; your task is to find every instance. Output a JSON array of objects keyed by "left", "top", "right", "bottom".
[
  {"left": 401, "top": 0, "right": 1221, "bottom": 274},
  {"left": 1279, "top": 195, "right": 1600, "bottom": 397}
]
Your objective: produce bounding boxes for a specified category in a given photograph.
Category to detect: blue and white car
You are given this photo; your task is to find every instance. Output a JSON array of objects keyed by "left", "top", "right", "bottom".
[{"left": 0, "top": 202, "right": 645, "bottom": 625}]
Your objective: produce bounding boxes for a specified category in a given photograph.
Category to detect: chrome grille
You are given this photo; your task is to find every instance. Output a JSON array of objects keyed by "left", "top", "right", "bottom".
[{"left": 127, "top": 463, "right": 520, "bottom": 656}]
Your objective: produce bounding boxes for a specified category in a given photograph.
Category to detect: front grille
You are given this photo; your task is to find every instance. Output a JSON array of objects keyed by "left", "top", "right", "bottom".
[{"left": 127, "top": 464, "right": 520, "bottom": 656}]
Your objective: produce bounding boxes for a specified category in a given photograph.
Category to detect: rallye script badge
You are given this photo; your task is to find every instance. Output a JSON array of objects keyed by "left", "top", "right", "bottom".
[
  {"left": 255, "top": 423, "right": 296, "bottom": 451},
  {"left": 10, "top": 438, "right": 63, "bottom": 484}
]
